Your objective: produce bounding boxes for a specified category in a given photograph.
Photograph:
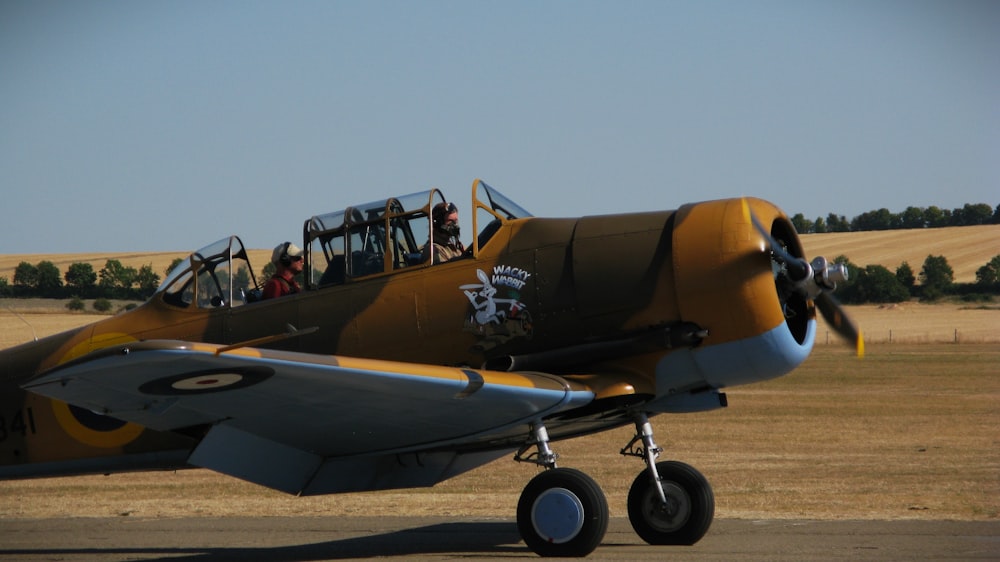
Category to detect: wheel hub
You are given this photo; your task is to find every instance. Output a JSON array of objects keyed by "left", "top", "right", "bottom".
[
  {"left": 531, "top": 487, "right": 585, "bottom": 544},
  {"left": 646, "top": 481, "right": 691, "bottom": 532}
]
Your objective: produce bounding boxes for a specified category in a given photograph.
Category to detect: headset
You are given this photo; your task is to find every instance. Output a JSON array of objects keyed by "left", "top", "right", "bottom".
[
  {"left": 277, "top": 242, "right": 303, "bottom": 268},
  {"left": 279, "top": 242, "right": 293, "bottom": 267},
  {"left": 433, "top": 202, "right": 458, "bottom": 227}
]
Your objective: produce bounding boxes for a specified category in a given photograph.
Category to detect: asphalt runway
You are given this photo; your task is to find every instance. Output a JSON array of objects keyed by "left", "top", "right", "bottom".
[{"left": 2, "top": 516, "right": 998, "bottom": 561}]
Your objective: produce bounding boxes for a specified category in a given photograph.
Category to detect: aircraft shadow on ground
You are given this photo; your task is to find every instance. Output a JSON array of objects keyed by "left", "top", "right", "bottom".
[{"left": 0, "top": 521, "right": 527, "bottom": 561}]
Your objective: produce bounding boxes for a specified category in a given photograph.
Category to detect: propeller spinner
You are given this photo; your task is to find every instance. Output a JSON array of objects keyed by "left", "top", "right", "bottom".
[{"left": 747, "top": 203, "right": 864, "bottom": 358}]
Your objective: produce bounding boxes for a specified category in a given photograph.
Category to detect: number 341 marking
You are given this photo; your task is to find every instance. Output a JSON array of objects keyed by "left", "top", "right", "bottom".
[{"left": 0, "top": 408, "right": 37, "bottom": 442}]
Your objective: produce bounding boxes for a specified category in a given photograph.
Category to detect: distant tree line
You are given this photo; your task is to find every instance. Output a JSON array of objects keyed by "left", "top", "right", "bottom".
[
  {"left": 831, "top": 253, "right": 1000, "bottom": 305},
  {"left": 790, "top": 202, "right": 999, "bottom": 233},
  {"left": 2, "top": 243, "right": 998, "bottom": 308},
  {"left": 0, "top": 259, "right": 165, "bottom": 301}
]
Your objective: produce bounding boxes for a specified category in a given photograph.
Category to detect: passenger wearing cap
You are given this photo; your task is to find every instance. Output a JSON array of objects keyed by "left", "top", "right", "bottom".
[
  {"left": 422, "top": 202, "right": 466, "bottom": 264},
  {"left": 262, "top": 242, "right": 304, "bottom": 299}
]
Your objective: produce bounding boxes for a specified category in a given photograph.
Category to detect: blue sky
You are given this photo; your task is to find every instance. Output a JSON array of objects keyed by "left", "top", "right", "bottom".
[{"left": 2, "top": 1, "right": 997, "bottom": 253}]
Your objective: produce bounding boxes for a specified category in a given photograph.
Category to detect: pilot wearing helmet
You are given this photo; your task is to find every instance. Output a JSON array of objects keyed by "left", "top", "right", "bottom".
[
  {"left": 422, "top": 202, "right": 466, "bottom": 264},
  {"left": 262, "top": 242, "right": 304, "bottom": 299}
]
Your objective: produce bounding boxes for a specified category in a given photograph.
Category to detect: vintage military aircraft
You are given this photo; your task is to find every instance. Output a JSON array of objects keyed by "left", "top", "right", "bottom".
[{"left": 0, "top": 180, "right": 860, "bottom": 557}]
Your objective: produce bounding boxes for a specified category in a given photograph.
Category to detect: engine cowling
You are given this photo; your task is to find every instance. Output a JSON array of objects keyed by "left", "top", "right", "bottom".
[{"left": 651, "top": 197, "right": 815, "bottom": 405}]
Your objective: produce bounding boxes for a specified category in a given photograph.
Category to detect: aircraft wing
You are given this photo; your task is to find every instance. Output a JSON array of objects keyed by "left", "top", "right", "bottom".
[{"left": 23, "top": 340, "right": 595, "bottom": 494}]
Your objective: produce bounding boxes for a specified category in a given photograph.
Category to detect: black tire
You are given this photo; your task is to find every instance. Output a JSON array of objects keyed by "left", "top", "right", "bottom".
[
  {"left": 627, "top": 460, "right": 714, "bottom": 545},
  {"left": 516, "top": 468, "right": 609, "bottom": 557}
]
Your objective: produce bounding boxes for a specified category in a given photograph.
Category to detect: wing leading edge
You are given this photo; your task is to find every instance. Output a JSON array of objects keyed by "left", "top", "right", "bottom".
[{"left": 23, "top": 340, "right": 595, "bottom": 494}]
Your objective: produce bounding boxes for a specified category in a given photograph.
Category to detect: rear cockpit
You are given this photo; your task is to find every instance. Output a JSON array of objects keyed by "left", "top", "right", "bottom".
[{"left": 157, "top": 236, "right": 259, "bottom": 308}]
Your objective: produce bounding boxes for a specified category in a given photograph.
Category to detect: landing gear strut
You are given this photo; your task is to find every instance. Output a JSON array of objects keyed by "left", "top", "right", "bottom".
[
  {"left": 513, "top": 416, "right": 714, "bottom": 556},
  {"left": 515, "top": 422, "right": 608, "bottom": 557},
  {"left": 621, "top": 413, "right": 715, "bottom": 545}
]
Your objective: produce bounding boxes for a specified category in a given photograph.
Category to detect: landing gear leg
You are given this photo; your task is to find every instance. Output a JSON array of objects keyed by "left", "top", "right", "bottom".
[
  {"left": 621, "top": 413, "right": 715, "bottom": 545},
  {"left": 515, "top": 421, "right": 608, "bottom": 557}
]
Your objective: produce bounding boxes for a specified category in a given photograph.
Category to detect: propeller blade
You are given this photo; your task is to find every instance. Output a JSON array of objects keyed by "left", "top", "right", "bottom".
[
  {"left": 744, "top": 199, "right": 863, "bottom": 357},
  {"left": 816, "top": 293, "right": 864, "bottom": 358},
  {"left": 747, "top": 202, "right": 809, "bottom": 281}
]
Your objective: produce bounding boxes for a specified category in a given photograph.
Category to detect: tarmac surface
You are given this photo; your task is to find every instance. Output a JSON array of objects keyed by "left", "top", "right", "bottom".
[{"left": 1, "top": 516, "right": 998, "bottom": 561}]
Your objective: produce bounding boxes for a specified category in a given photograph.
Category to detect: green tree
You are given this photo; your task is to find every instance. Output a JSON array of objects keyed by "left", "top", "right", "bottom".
[
  {"left": 66, "top": 297, "right": 86, "bottom": 311},
  {"left": 851, "top": 208, "right": 894, "bottom": 231},
  {"left": 13, "top": 261, "right": 38, "bottom": 293},
  {"left": 919, "top": 255, "right": 953, "bottom": 301},
  {"left": 65, "top": 263, "right": 98, "bottom": 296},
  {"left": 135, "top": 264, "right": 161, "bottom": 297},
  {"left": 0, "top": 277, "right": 10, "bottom": 297},
  {"left": 899, "top": 206, "right": 926, "bottom": 229},
  {"left": 854, "top": 265, "right": 910, "bottom": 303},
  {"left": 99, "top": 260, "right": 137, "bottom": 297},
  {"left": 35, "top": 261, "right": 63, "bottom": 295},
  {"left": 952, "top": 203, "right": 993, "bottom": 226},
  {"left": 923, "top": 206, "right": 950, "bottom": 228},
  {"left": 812, "top": 216, "right": 827, "bottom": 234},
  {"left": 975, "top": 255, "right": 1000, "bottom": 286},
  {"left": 165, "top": 257, "right": 185, "bottom": 277},
  {"left": 895, "top": 261, "right": 915, "bottom": 291},
  {"left": 826, "top": 213, "right": 850, "bottom": 232},
  {"left": 234, "top": 266, "right": 253, "bottom": 293},
  {"left": 831, "top": 255, "right": 863, "bottom": 303},
  {"left": 262, "top": 262, "right": 276, "bottom": 280},
  {"left": 790, "top": 213, "right": 813, "bottom": 233}
]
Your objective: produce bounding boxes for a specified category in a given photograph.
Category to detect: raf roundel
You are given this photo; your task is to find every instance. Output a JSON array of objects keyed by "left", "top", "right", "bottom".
[
  {"left": 138, "top": 367, "right": 273, "bottom": 395},
  {"left": 50, "top": 400, "right": 145, "bottom": 449},
  {"left": 171, "top": 373, "right": 245, "bottom": 391}
]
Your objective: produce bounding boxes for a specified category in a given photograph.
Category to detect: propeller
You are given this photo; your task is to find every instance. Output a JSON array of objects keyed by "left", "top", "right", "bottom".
[
  {"left": 815, "top": 292, "right": 864, "bottom": 358},
  {"left": 746, "top": 202, "right": 864, "bottom": 358}
]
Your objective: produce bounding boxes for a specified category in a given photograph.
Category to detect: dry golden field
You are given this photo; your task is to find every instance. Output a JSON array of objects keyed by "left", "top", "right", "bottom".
[
  {"left": 813, "top": 302, "right": 999, "bottom": 345},
  {"left": 799, "top": 224, "right": 999, "bottom": 285}
]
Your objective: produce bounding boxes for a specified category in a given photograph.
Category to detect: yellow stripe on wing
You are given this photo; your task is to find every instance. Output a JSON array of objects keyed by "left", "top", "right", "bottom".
[
  {"left": 201, "top": 342, "right": 579, "bottom": 392},
  {"left": 335, "top": 356, "right": 565, "bottom": 390}
]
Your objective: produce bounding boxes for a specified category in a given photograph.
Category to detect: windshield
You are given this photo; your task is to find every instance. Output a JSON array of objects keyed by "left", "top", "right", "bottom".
[
  {"left": 471, "top": 180, "right": 532, "bottom": 253},
  {"left": 157, "top": 236, "right": 258, "bottom": 308},
  {"left": 475, "top": 180, "right": 533, "bottom": 219}
]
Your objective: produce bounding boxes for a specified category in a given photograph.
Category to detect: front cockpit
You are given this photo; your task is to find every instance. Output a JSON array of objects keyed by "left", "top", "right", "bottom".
[
  {"left": 154, "top": 180, "right": 533, "bottom": 309},
  {"left": 303, "top": 180, "right": 533, "bottom": 289},
  {"left": 304, "top": 190, "right": 444, "bottom": 288}
]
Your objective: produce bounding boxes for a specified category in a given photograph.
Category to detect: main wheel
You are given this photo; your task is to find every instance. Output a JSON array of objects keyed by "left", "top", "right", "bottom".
[
  {"left": 517, "top": 468, "right": 609, "bottom": 557},
  {"left": 627, "top": 460, "right": 714, "bottom": 545}
]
